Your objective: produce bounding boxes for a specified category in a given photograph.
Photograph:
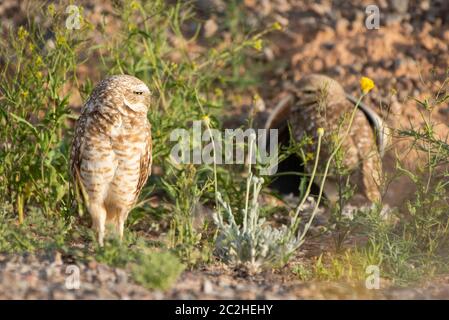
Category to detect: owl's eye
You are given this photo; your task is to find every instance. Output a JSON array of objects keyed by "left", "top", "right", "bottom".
[
  {"left": 302, "top": 89, "right": 315, "bottom": 94},
  {"left": 133, "top": 91, "right": 143, "bottom": 95}
]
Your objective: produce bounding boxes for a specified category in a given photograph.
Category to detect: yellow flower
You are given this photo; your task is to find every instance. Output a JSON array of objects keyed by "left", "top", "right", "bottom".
[
  {"left": 47, "top": 4, "right": 55, "bottom": 16},
  {"left": 28, "top": 42, "right": 35, "bottom": 52},
  {"left": 253, "top": 93, "right": 261, "bottom": 102},
  {"left": 360, "top": 76, "right": 375, "bottom": 94},
  {"left": 252, "top": 39, "right": 263, "bottom": 51},
  {"left": 56, "top": 34, "right": 67, "bottom": 47},
  {"left": 272, "top": 22, "right": 283, "bottom": 31},
  {"left": 36, "top": 71, "right": 43, "bottom": 80},
  {"left": 317, "top": 127, "right": 325, "bottom": 136},
  {"left": 87, "top": 20, "right": 95, "bottom": 31},
  {"left": 305, "top": 152, "right": 314, "bottom": 162},
  {"left": 234, "top": 94, "right": 242, "bottom": 104},
  {"left": 21, "top": 90, "right": 29, "bottom": 98},
  {"left": 17, "top": 26, "right": 29, "bottom": 41},
  {"left": 214, "top": 88, "right": 223, "bottom": 97},
  {"left": 128, "top": 23, "right": 137, "bottom": 32},
  {"left": 202, "top": 115, "right": 211, "bottom": 126},
  {"left": 210, "top": 48, "right": 218, "bottom": 57},
  {"left": 130, "top": 1, "right": 139, "bottom": 10},
  {"left": 35, "top": 56, "right": 43, "bottom": 67}
]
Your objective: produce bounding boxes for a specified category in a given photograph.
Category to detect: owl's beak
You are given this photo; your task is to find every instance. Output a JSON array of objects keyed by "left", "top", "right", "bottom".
[{"left": 124, "top": 97, "right": 148, "bottom": 113}]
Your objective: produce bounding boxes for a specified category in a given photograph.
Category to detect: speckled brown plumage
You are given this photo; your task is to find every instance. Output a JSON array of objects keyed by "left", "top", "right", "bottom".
[
  {"left": 70, "top": 75, "right": 152, "bottom": 245},
  {"left": 266, "top": 74, "right": 383, "bottom": 203}
]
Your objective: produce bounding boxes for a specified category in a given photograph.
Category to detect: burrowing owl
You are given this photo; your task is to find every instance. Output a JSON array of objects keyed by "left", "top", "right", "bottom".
[
  {"left": 266, "top": 74, "right": 387, "bottom": 203},
  {"left": 70, "top": 75, "right": 152, "bottom": 245}
]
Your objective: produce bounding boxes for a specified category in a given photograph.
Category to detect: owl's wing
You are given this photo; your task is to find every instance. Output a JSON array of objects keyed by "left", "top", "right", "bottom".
[
  {"left": 70, "top": 99, "right": 98, "bottom": 204},
  {"left": 69, "top": 110, "right": 91, "bottom": 207},
  {"left": 134, "top": 123, "right": 152, "bottom": 202},
  {"left": 264, "top": 94, "right": 294, "bottom": 132},
  {"left": 346, "top": 94, "right": 390, "bottom": 157},
  {"left": 70, "top": 113, "right": 87, "bottom": 182}
]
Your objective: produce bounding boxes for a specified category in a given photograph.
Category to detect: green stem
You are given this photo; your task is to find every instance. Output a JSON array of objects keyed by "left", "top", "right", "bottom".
[
  {"left": 204, "top": 119, "right": 220, "bottom": 216},
  {"left": 243, "top": 134, "right": 255, "bottom": 232},
  {"left": 298, "top": 94, "right": 365, "bottom": 243},
  {"left": 291, "top": 131, "right": 323, "bottom": 228}
]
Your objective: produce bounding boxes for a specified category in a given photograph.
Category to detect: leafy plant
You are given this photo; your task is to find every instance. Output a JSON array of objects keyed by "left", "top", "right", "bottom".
[
  {"left": 211, "top": 128, "right": 325, "bottom": 272},
  {"left": 0, "top": 3, "right": 91, "bottom": 221},
  {"left": 131, "top": 251, "right": 185, "bottom": 290}
]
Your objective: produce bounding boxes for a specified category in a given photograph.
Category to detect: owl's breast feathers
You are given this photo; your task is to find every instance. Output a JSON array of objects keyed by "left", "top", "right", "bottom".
[
  {"left": 135, "top": 122, "right": 152, "bottom": 201},
  {"left": 70, "top": 100, "right": 152, "bottom": 205},
  {"left": 111, "top": 106, "right": 152, "bottom": 203},
  {"left": 70, "top": 101, "right": 117, "bottom": 181}
]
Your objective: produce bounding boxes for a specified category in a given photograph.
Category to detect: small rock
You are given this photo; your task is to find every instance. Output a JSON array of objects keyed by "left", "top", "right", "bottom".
[
  {"left": 442, "top": 31, "right": 449, "bottom": 42},
  {"left": 312, "top": 58, "right": 324, "bottom": 71},
  {"left": 87, "top": 260, "right": 97, "bottom": 270},
  {"left": 202, "top": 279, "right": 214, "bottom": 295},
  {"left": 390, "top": 0, "right": 409, "bottom": 14},
  {"left": 263, "top": 47, "right": 274, "bottom": 61},
  {"left": 152, "top": 290, "right": 165, "bottom": 300},
  {"left": 114, "top": 268, "right": 128, "bottom": 284},
  {"left": 420, "top": 0, "right": 430, "bottom": 11},
  {"left": 335, "top": 19, "right": 349, "bottom": 35},
  {"left": 385, "top": 13, "right": 404, "bottom": 25},
  {"left": 52, "top": 252, "right": 63, "bottom": 266}
]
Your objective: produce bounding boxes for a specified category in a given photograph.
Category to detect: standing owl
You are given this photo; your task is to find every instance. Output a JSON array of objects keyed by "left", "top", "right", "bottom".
[
  {"left": 266, "top": 74, "right": 388, "bottom": 203},
  {"left": 70, "top": 75, "right": 152, "bottom": 246}
]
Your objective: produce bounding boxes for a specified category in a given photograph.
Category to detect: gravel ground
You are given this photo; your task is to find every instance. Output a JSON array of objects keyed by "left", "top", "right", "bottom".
[{"left": 2, "top": 252, "right": 449, "bottom": 299}]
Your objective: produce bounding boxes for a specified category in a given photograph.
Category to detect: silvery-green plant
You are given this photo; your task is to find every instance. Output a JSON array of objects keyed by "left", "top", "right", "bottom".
[
  {"left": 210, "top": 128, "right": 323, "bottom": 272},
  {"left": 207, "top": 90, "right": 369, "bottom": 272},
  {"left": 213, "top": 176, "right": 304, "bottom": 272}
]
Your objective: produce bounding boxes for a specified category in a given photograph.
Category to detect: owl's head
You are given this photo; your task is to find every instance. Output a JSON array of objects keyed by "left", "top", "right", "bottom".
[
  {"left": 295, "top": 74, "right": 347, "bottom": 107},
  {"left": 94, "top": 75, "right": 151, "bottom": 114}
]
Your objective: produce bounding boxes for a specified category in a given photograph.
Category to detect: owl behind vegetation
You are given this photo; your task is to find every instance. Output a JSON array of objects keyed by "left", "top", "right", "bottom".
[
  {"left": 266, "top": 74, "right": 387, "bottom": 204},
  {"left": 70, "top": 75, "right": 152, "bottom": 246}
]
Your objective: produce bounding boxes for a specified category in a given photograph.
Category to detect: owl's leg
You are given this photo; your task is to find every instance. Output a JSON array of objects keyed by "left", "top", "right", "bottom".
[
  {"left": 105, "top": 207, "right": 117, "bottom": 231},
  {"left": 117, "top": 209, "right": 129, "bottom": 241},
  {"left": 362, "top": 152, "right": 382, "bottom": 203},
  {"left": 104, "top": 201, "right": 124, "bottom": 240},
  {"left": 104, "top": 200, "right": 128, "bottom": 241},
  {"left": 88, "top": 202, "right": 107, "bottom": 246}
]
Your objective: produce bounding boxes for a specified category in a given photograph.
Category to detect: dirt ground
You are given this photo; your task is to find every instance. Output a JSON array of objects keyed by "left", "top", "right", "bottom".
[
  {"left": 2, "top": 247, "right": 449, "bottom": 300},
  {"left": 2, "top": 0, "right": 449, "bottom": 299},
  {"left": 244, "top": 0, "right": 449, "bottom": 207}
]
